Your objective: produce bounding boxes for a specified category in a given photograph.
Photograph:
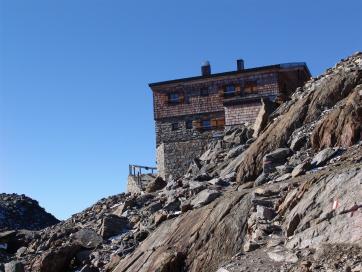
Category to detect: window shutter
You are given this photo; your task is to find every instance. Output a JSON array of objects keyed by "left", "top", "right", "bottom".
[
  {"left": 179, "top": 93, "right": 185, "bottom": 103},
  {"left": 218, "top": 118, "right": 225, "bottom": 127},
  {"left": 211, "top": 119, "right": 217, "bottom": 128},
  {"left": 219, "top": 88, "right": 224, "bottom": 97},
  {"left": 192, "top": 120, "right": 201, "bottom": 129}
]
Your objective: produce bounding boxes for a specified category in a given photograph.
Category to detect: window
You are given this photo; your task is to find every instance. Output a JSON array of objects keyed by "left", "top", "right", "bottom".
[
  {"left": 201, "top": 119, "right": 211, "bottom": 130},
  {"left": 200, "top": 88, "right": 209, "bottom": 97},
  {"left": 224, "top": 85, "right": 236, "bottom": 97},
  {"left": 186, "top": 120, "right": 193, "bottom": 129},
  {"left": 212, "top": 118, "right": 225, "bottom": 128},
  {"left": 168, "top": 93, "right": 180, "bottom": 104},
  {"left": 244, "top": 80, "right": 257, "bottom": 93},
  {"left": 171, "top": 122, "right": 179, "bottom": 131}
]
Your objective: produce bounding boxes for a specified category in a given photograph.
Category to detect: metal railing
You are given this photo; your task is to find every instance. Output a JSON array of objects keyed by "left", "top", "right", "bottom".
[{"left": 129, "top": 164, "right": 157, "bottom": 176}]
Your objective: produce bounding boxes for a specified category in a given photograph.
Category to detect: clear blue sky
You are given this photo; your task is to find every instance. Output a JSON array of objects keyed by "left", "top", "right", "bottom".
[{"left": 1, "top": 0, "right": 361, "bottom": 219}]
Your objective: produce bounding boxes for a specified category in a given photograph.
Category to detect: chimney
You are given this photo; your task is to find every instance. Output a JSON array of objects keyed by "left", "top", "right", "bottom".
[
  {"left": 237, "top": 59, "right": 245, "bottom": 71},
  {"left": 201, "top": 61, "right": 211, "bottom": 76}
]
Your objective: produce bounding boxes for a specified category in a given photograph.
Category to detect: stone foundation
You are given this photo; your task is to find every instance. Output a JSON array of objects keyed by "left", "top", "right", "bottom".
[
  {"left": 127, "top": 174, "right": 156, "bottom": 194},
  {"left": 157, "top": 139, "right": 210, "bottom": 179}
]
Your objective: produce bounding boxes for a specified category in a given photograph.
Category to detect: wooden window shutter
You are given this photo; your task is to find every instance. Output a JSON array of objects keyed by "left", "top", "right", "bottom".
[
  {"left": 211, "top": 119, "right": 217, "bottom": 128},
  {"left": 192, "top": 120, "right": 201, "bottom": 129},
  {"left": 218, "top": 88, "right": 224, "bottom": 97},
  {"left": 179, "top": 93, "right": 185, "bottom": 103},
  {"left": 218, "top": 118, "right": 225, "bottom": 127}
]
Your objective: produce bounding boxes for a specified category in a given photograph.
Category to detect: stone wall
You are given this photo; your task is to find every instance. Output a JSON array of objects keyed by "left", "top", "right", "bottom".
[
  {"left": 157, "top": 139, "right": 211, "bottom": 179},
  {"left": 127, "top": 174, "right": 156, "bottom": 194},
  {"left": 155, "top": 112, "right": 224, "bottom": 145}
]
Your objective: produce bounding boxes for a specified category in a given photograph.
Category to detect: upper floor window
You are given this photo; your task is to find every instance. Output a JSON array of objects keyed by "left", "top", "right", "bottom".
[
  {"left": 201, "top": 119, "right": 211, "bottom": 130},
  {"left": 244, "top": 80, "right": 257, "bottom": 93},
  {"left": 200, "top": 88, "right": 209, "bottom": 97},
  {"left": 224, "top": 85, "right": 236, "bottom": 97},
  {"left": 168, "top": 92, "right": 180, "bottom": 104}
]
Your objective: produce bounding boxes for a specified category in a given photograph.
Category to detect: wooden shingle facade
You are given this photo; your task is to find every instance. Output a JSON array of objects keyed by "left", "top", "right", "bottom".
[{"left": 149, "top": 60, "right": 311, "bottom": 179}]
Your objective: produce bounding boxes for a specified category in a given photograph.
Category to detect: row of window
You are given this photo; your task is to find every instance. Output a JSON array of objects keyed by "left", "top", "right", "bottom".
[
  {"left": 167, "top": 81, "right": 258, "bottom": 104},
  {"left": 171, "top": 118, "right": 224, "bottom": 131}
]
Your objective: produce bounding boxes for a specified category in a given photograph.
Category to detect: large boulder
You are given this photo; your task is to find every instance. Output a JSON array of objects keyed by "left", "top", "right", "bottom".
[
  {"left": 253, "top": 97, "right": 276, "bottom": 138},
  {"left": 145, "top": 176, "right": 167, "bottom": 193},
  {"left": 98, "top": 215, "right": 129, "bottom": 239},
  {"left": 73, "top": 229, "right": 103, "bottom": 249},
  {"left": 311, "top": 87, "right": 362, "bottom": 150}
]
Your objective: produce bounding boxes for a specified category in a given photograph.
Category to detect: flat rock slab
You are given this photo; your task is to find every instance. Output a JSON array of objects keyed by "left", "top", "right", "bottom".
[
  {"left": 311, "top": 147, "right": 340, "bottom": 167},
  {"left": 191, "top": 189, "right": 221, "bottom": 208}
]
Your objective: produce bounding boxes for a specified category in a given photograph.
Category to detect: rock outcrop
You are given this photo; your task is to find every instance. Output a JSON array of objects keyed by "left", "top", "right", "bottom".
[{"left": 0, "top": 194, "right": 59, "bottom": 232}]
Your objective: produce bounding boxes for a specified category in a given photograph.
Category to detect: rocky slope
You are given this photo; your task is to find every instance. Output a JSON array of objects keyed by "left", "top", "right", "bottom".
[
  {"left": 0, "top": 194, "right": 59, "bottom": 232},
  {"left": 0, "top": 53, "right": 361, "bottom": 272}
]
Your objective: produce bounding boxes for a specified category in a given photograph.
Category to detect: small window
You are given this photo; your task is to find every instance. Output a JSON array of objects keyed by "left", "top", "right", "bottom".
[
  {"left": 201, "top": 119, "right": 211, "bottom": 130},
  {"left": 200, "top": 88, "right": 209, "bottom": 97},
  {"left": 186, "top": 120, "right": 193, "bottom": 129},
  {"left": 171, "top": 122, "right": 179, "bottom": 131},
  {"left": 244, "top": 80, "right": 257, "bottom": 93},
  {"left": 168, "top": 93, "right": 180, "bottom": 104},
  {"left": 224, "top": 85, "right": 236, "bottom": 97}
]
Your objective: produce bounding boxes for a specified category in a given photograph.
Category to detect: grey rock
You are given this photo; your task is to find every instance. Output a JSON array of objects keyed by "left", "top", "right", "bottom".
[
  {"left": 208, "top": 178, "right": 228, "bottom": 186},
  {"left": 194, "top": 173, "right": 211, "bottom": 182},
  {"left": 73, "top": 229, "right": 103, "bottom": 249},
  {"left": 146, "top": 202, "right": 162, "bottom": 213},
  {"left": 275, "top": 173, "right": 292, "bottom": 182},
  {"left": 267, "top": 248, "right": 298, "bottom": 263},
  {"left": 290, "top": 134, "right": 307, "bottom": 151},
  {"left": 188, "top": 181, "right": 207, "bottom": 194},
  {"left": 256, "top": 206, "right": 276, "bottom": 221},
  {"left": 253, "top": 97, "right": 275, "bottom": 138},
  {"left": 4, "top": 261, "right": 24, "bottom": 272},
  {"left": 98, "top": 215, "right": 129, "bottom": 239},
  {"left": 243, "top": 240, "right": 261, "bottom": 252},
  {"left": 145, "top": 176, "right": 167, "bottom": 193},
  {"left": 311, "top": 147, "right": 340, "bottom": 167},
  {"left": 79, "top": 264, "right": 99, "bottom": 272},
  {"left": 163, "top": 198, "right": 181, "bottom": 212},
  {"left": 15, "top": 246, "right": 27, "bottom": 257},
  {"left": 191, "top": 189, "right": 221, "bottom": 208},
  {"left": 263, "top": 148, "right": 293, "bottom": 174},
  {"left": 291, "top": 161, "right": 311, "bottom": 177},
  {"left": 254, "top": 173, "right": 269, "bottom": 186}
]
